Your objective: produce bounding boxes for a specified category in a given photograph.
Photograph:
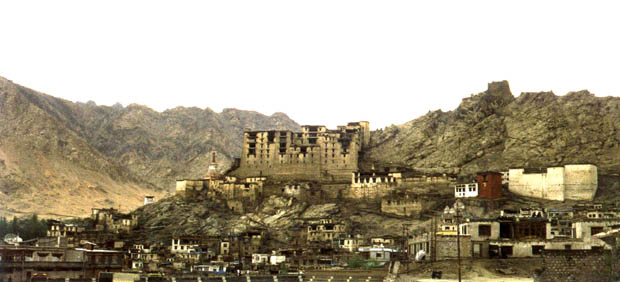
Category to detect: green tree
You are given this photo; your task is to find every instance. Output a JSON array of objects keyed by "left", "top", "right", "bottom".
[
  {"left": 10, "top": 216, "right": 18, "bottom": 235},
  {"left": 347, "top": 255, "right": 366, "bottom": 269},
  {"left": 0, "top": 216, "right": 8, "bottom": 238},
  {"left": 0, "top": 214, "right": 49, "bottom": 240}
]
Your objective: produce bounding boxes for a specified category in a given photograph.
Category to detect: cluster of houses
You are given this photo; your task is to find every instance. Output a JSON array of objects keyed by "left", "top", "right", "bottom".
[
  {"left": 409, "top": 203, "right": 620, "bottom": 260},
  {"left": 129, "top": 218, "right": 401, "bottom": 275},
  {"left": 0, "top": 208, "right": 138, "bottom": 282},
  {"left": 409, "top": 164, "right": 613, "bottom": 262},
  {"left": 1, "top": 206, "right": 406, "bottom": 282}
]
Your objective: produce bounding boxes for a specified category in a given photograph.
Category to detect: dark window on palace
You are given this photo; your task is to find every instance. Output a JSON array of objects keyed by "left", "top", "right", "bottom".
[{"left": 479, "top": 225, "right": 491, "bottom": 236}]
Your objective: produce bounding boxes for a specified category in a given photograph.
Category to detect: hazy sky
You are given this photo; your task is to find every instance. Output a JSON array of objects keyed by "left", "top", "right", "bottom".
[{"left": 1, "top": 1, "right": 619, "bottom": 129}]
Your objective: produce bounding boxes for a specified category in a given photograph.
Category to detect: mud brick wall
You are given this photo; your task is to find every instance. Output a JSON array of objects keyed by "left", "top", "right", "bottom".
[{"left": 536, "top": 249, "right": 619, "bottom": 282}]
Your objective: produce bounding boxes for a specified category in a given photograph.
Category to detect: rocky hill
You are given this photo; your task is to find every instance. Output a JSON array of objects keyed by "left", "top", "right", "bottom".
[
  {"left": 366, "top": 81, "right": 620, "bottom": 175},
  {"left": 3, "top": 76, "right": 620, "bottom": 219},
  {"left": 132, "top": 194, "right": 424, "bottom": 246},
  {"left": 0, "top": 76, "right": 299, "bottom": 218}
]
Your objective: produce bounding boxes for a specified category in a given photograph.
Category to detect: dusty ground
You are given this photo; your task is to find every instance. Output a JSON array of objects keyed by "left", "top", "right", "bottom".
[{"left": 398, "top": 258, "right": 540, "bottom": 282}]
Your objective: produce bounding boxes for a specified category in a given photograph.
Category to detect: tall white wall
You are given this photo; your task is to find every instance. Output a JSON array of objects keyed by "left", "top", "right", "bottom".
[
  {"left": 508, "top": 168, "right": 551, "bottom": 199},
  {"left": 564, "top": 164, "right": 597, "bottom": 201},
  {"left": 545, "top": 167, "right": 565, "bottom": 201},
  {"left": 508, "top": 165, "right": 597, "bottom": 201}
]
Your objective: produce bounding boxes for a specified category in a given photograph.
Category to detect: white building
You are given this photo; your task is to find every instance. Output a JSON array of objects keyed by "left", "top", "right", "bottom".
[
  {"left": 269, "top": 255, "right": 286, "bottom": 265},
  {"left": 454, "top": 183, "right": 478, "bottom": 198},
  {"left": 171, "top": 237, "right": 200, "bottom": 254},
  {"left": 508, "top": 164, "right": 597, "bottom": 201},
  {"left": 340, "top": 236, "right": 365, "bottom": 252},
  {"left": 252, "top": 254, "right": 269, "bottom": 264},
  {"left": 357, "top": 246, "right": 394, "bottom": 262},
  {"left": 144, "top": 196, "right": 155, "bottom": 205}
]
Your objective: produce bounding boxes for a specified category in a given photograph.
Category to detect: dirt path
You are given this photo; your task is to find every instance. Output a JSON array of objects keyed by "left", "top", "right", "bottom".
[{"left": 399, "top": 258, "right": 540, "bottom": 282}]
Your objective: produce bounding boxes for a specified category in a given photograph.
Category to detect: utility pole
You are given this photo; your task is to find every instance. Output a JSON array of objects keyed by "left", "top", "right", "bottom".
[
  {"left": 431, "top": 215, "right": 437, "bottom": 263},
  {"left": 402, "top": 223, "right": 412, "bottom": 273},
  {"left": 456, "top": 207, "right": 461, "bottom": 282},
  {"left": 455, "top": 200, "right": 464, "bottom": 282},
  {"left": 238, "top": 235, "right": 244, "bottom": 272}
]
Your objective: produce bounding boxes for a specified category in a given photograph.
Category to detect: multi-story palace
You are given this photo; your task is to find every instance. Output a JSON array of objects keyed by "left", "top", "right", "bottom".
[{"left": 230, "top": 121, "right": 370, "bottom": 182}]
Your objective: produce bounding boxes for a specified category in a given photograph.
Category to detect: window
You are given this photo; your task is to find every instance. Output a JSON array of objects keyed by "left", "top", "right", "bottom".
[
  {"left": 591, "top": 226, "right": 604, "bottom": 236},
  {"left": 564, "top": 244, "right": 572, "bottom": 250},
  {"left": 532, "top": 245, "right": 544, "bottom": 255},
  {"left": 501, "top": 246, "right": 513, "bottom": 257},
  {"left": 479, "top": 225, "right": 491, "bottom": 236}
]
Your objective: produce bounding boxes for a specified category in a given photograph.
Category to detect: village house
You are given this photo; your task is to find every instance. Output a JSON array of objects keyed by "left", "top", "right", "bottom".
[
  {"left": 337, "top": 234, "right": 365, "bottom": 252},
  {"left": 46, "top": 219, "right": 84, "bottom": 247},
  {"left": 0, "top": 245, "right": 124, "bottom": 281},
  {"left": 370, "top": 236, "right": 397, "bottom": 248},
  {"left": 357, "top": 246, "right": 394, "bottom": 262},
  {"left": 380, "top": 193, "right": 435, "bottom": 217},
  {"left": 387, "top": 170, "right": 457, "bottom": 185},
  {"left": 282, "top": 182, "right": 307, "bottom": 198},
  {"left": 571, "top": 218, "right": 620, "bottom": 247},
  {"left": 143, "top": 196, "right": 155, "bottom": 205},
  {"left": 547, "top": 208, "right": 574, "bottom": 238},
  {"left": 409, "top": 202, "right": 620, "bottom": 261},
  {"left": 194, "top": 262, "right": 227, "bottom": 274},
  {"left": 454, "top": 171, "right": 502, "bottom": 199},
  {"left": 175, "top": 178, "right": 209, "bottom": 199},
  {"left": 175, "top": 176, "right": 265, "bottom": 207},
  {"left": 218, "top": 230, "right": 265, "bottom": 263},
  {"left": 91, "top": 208, "right": 138, "bottom": 233},
  {"left": 348, "top": 170, "right": 398, "bottom": 199},
  {"left": 307, "top": 219, "right": 347, "bottom": 242},
  {"left": 251, "top": 253, "right": 269, "bottom": 264},
  {"left": 171, "top": 236, "right": 200, "bottom": 254},
  {"left": 281, "top": 182, "right": 323, "bottom": 202}
]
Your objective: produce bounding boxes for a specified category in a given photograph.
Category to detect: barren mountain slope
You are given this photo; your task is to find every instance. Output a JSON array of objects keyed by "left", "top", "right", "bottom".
[
  {"left": 0, "top": 76, "right": 299, "bottom": 217},
  {"left": 366, "top": 81, "right": 620, "bottom": 175},
  {"left": 66, "top": 103, "right": 299, "bottom": 189},
  {"left": 0, "top": 77, "right": 157, "bottom": 217}
]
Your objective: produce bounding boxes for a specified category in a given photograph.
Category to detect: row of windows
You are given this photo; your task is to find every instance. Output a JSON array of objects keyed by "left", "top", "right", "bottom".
[
  {"left": 245, "top": 159, "right": 349, "bottom": 165},
  {"left": 455, "top": 187, "right": 477, "bottom": 192}
]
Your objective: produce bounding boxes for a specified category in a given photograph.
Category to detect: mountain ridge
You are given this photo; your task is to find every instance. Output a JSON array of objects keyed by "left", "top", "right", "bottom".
[
  {"left": 0, "top": 76, "right": 300, "bottom": 218},
  {"left": 366, "top": 81, "right": 620, "bottom": 175}
]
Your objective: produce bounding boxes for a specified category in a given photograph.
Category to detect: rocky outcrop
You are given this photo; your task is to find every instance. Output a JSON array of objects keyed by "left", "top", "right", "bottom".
[
  {"left": 367, "top": 81, "right": 620, "bottom": 175},
  {"left": 132, "top": 194, "right": 423, "bottom": 245}
]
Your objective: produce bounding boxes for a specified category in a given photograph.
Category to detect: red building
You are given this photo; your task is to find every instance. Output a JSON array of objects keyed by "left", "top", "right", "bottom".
[{"left": 476, "top": 172, "right": 503, "bottom": 199}]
